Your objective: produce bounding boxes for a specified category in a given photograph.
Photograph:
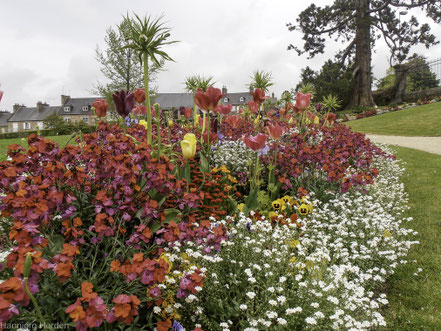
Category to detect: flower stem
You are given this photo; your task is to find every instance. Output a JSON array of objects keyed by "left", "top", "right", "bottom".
[
  {"left": 24, "top": 277, "right": 45, "bottom": 327},
  {"left": 143, "top": 53, "right": 152, "bottom": 145}
]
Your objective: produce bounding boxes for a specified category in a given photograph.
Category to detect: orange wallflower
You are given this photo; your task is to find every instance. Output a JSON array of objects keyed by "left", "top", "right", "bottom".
[
  {"left": 110, "top": 260, "right": 121, "bottom": 272},
  {"left": 62, "top": 243, "right": 80, "bottom": 257}
]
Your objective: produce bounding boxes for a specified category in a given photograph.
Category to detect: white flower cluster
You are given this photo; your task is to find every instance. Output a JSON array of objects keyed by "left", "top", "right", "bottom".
[
  {"left": 212, "top": 140, "right": 251, "bottom": 175},
  {"left": 171, "top": 148, "right": 417, "bottom": 330}
]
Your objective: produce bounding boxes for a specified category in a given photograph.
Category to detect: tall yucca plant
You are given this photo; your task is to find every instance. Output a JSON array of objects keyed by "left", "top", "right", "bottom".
[
  {"left": 184, "top": 75, "right": 214, "bottom": 122},
  {"left": 122, "top": 13, "right": 178, "bottom": 145}
]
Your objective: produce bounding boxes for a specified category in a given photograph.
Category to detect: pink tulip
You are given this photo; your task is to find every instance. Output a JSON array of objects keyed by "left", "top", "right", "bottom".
[
  {"left": 243, "top": 133, "right": 268, "bottom": 151},
  {"left": 295, "top": 92, "right": 311, "bottom": 111},
  {"left": 266, "top": 123, "right": 285, "bottom": 139},
  {"left": 248, "top": 101, "right": 259, "bottom": 114},
  {"left": 214, "top": 104, "right": 232, "bottom": 115}
]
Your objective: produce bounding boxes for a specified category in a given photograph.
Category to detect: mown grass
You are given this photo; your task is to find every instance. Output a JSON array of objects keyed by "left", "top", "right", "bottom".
[
  {"left": 345, "top": 102, "right": 441, "bottom": 136},
  {"left": 0, "top": 135, "right": 74, "bottom": 161},
  {"left": 382, "top": 146, "right": 441, "bottom": 330}
]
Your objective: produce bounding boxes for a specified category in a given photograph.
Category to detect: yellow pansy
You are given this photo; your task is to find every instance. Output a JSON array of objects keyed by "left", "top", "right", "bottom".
[
  {"left": 237, "top": 203, "right": 245, "bottom": 212},
  {"left": 272, "top": 199, "right": 286, "bottom": 211},
  {"left": 298, "top": 203, "right": 311, "bottom": 215},
  {"left": 314, "top": 116, "right": 320, "bottom": 125},
  {"left": 168, "top": 120, "right": 175, "bottom": 127},
  {"left": 268, "top": 211, "right": 278, "bottom": 219}
]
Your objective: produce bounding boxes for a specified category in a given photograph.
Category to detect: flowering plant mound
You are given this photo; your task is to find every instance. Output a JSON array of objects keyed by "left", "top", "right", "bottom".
[{"left": 0, "top": 85, "right": 416, "bottom": 331}]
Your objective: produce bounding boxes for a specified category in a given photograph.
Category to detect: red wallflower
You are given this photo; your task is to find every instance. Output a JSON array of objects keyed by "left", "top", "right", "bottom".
[
  {"left": 92, "top": 99, "right": 108, "bottom": 118},
  {"left": 225, "top": 114, "right": 240, "bottom": 127},
  {"left": 243, "top": 133, "right": 268, "bottom": 151},
  {"left": 183, "top": 107, "right": 192, "bottom": 118},
  {"left": 194, "top": 87, "right": 224, "bottom": 111},
  {"left": 202, "top": 131, "right": 218, "bottom": 144}
]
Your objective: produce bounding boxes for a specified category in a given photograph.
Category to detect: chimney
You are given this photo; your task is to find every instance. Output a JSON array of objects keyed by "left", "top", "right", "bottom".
[
  {"left": 61, "top": 95, "right": 70, "bottom": 105},
  {"left": 13, "top": 104, "right": 22, "bottom": 113},
  {"left": 222, "top": 86, "right": 227, "bottom": 95},
  {"left": 37, "top": 101, "right": 43, "bottom": 112}
]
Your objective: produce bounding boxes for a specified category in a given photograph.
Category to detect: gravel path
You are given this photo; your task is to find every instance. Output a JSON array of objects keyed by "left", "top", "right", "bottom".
[{"left": 366, "top": 134, "right": 441, "bottom": 156}]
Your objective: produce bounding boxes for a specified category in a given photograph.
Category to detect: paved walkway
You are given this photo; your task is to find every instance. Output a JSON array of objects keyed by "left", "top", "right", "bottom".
[{"left": 366, "top": 134, "right": 441, "bottom": 156}]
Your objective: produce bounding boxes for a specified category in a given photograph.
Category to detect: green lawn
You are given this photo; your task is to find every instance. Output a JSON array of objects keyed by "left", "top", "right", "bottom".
[
  {"left": 345, "top": 102, "right": 441, "bottom": 136},
  {"left": 0, "top": 135, "right": 74, "bottom": 161},
  {"left": 382, "top": 146, "right": 441, "bottom": 330}
]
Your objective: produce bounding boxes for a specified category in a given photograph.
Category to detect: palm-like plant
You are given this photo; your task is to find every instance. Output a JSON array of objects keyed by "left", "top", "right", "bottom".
[
  {"left": 184, "top": 75, "right": 214, "bottom": 121},
  {"left": 248, "top": 70, "right": 274, "bottom": 93},
  {"left": 122, "top": 13, "right": 178, "bottom": 144},
  {"left": 280, "top": 90, "right": 293, "bottom": 108}
]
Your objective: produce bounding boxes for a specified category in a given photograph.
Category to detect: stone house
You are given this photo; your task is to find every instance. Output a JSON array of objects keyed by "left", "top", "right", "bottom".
[
  {"left": 7, "top": 102, "right": 59, "bottom": 132},
  {"left": 0, "top": 111, "right": 12, "bottom": 134},
  {"left": 58, "top": 95, "right": 100, "bottom": 125}
]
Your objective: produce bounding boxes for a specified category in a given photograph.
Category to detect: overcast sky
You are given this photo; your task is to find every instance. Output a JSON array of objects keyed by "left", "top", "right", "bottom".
[{"left": 1, "top": 0, "right": 440, "bottom": 112}]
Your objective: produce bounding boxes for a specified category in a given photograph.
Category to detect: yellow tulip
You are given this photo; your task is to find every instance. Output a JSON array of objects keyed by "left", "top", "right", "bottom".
[
  {"left": 180, "top": 133, "right": 197, "bottom": 159},
  {"left": 139, "top": 120, "right": 148, "bottom": 129}
]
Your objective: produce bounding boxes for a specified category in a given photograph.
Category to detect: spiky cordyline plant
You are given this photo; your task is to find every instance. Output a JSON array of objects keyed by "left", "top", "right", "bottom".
[
  {"left": 248, "top": 70, "right": 274, "bottom": 93},
  {"left": 121, "top": 13, "right": 178, "bottom": 145}
]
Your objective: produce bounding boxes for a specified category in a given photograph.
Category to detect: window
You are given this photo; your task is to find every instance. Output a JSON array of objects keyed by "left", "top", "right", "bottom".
[
  {"left": 64, "top": 117, "right": 71, "bottom": 123},
  {"left": 223, "top": 97, "right": 229, "bottom": 103},
  {"left": 37, "top": 122, "right": 43, "bottom": 129},
  {"left": 64, "top": 106, "right": 70, "bottom": 112},
  {"left": 82, "top": 117, "right": 89, "bottom": 123},
  {"left": 24, "top": 122, "right": 31, "bottom": 130},
  {"left": 12, "top": 123, "right": 18, "bottom": 132},
  {"left": 82, "top": 106, "right": 89, "bottom": 112},
  {"left": 239, "top": 96, "right": 245, "bottom": 102}
]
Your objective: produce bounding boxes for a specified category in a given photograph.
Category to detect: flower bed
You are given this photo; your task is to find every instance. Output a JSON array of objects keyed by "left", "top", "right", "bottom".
[{"left": 0, "top": 88, "right": 416, "bottom": 330}]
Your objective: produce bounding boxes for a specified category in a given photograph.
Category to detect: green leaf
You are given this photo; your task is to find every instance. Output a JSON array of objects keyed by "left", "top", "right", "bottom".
[
  {"left": 200, "top": 153, "right": 210, "bottom": 174},
  {"left": 245, "top": 187, "right": 259, "bottom": 212}
]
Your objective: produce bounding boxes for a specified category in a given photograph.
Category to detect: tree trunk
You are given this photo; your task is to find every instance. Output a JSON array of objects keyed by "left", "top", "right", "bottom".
[
  {"left": 392, "top": 64, "right": 408, "bottom": 104},
  {"left": 348, "top": 0, "right": 375, "bottom": 109}
]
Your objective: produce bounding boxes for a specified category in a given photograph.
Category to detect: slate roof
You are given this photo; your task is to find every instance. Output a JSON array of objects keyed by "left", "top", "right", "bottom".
[
  {"left": 0, "top": 112, "right": 12, "bottom": 127},
  {"left": 151, "top": 93, "right": 194, "bottom": 110},
  {"left": 58, "top": 97, "right": 101, "bottom": 116},
  {"left": 8, "top": 105, "right": 59, "bottom": 122},
  {"left": 223, "top": 92, "right": 253, "bottom": 105}
]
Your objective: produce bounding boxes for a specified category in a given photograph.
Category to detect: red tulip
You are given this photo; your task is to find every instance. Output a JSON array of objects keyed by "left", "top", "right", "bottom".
[
  {"left": 194, "top": 86, "right": 224, "bottom": 111},
  {"left": 184, "top": 107, "right": 192, "bottom": 118},
  {"left": 214, "top": 104, "right": 232, "bottom": 115},
  {"left": 243, "top": 133, "right": 268, "bottom": 151},
  {"left": 92, "top": 99, "right": 108, "bottom": 117},
  {"left": 198, "top": 116, "right": 210, "bottom": 128},
  {"left": 266, "top": 123, "right": 285, "bottom": 139},
  {"left": 295, "top": 92, "right": 311, "bottom": 111},
  {"left": 251, "top": 88, "right": 269, "bottom": 104},
  {"left": 133, "top": 105, "right": 147, "bottom": 115},
  {"left": 134, "top": 88, "right": 145, "bottom": 103},
  {"left": 202, "top": 131, "right": 218, "bottom": 144},
  {"left": 248, "top": 101, "right": 259, "bottom": 114},
  {"left": 226, "top": 114, "right": 240, "bottom": 127},
  {"left": 112, "top": 90, "right": 135, "bottom": 117},
  {"left": 151, "top": 106, "right": 161, "bottom": 118}
]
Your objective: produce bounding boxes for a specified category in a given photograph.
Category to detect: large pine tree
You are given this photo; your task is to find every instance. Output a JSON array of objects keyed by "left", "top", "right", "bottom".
[{"left": 288, "top": 0, "right": 441, "bottom": 108}]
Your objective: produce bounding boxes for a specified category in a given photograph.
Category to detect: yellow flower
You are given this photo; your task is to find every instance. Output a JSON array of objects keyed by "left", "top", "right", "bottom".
[
  {"left": 314, "top": 116, "right": 320, "bottom": 125},
  {"left": 298, "top": 203, "right": 311, "bottom": 215},
  {"left": 383, "top": 229, "right": 391, "bottom": 238},
  {"left": 272, "top": 199, "right": 286, "bottom": 211},
  {"left": 237, "top": 203, "right": 245, "bottom": 212},
  {"left": 305, "top": 118, "right": 311, "bottom": 125},
  {"left": 268, "top": 211, "right": 278, "bottom": 219},
  {"left": 168, "top": 120, "right": 174, "bottom": 127},
  {"left": 195, "top": 114, "right": 200, "bottom": 125},
  {"left": 288, "top": 117, "right": 294, "bottom": 124},
  {"left": 219, "top": 165, "right": 230, "bottom": 173},
  {"left": 139, "top": 119, "right": 148, "bottom": 129},
  {"left": 282, "top": 195, "right": 296, "bottom": 206},
  {"left": 228, "top": 175, "right": 238, "bottom": 183},
  {"left": 180, "top": 133, "right": 197, "bottom": 159},
  {"left": 289, "top": 256, "right": 296, "bottom": 264}
]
